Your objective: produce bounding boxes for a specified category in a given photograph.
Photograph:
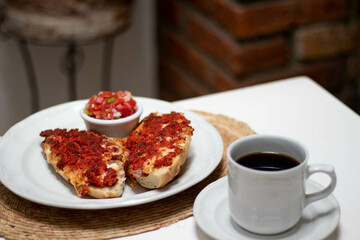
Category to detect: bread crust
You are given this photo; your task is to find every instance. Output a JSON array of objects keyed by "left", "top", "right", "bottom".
[{"left": 135, "top": 137, "right": 190, "bottom": 188}]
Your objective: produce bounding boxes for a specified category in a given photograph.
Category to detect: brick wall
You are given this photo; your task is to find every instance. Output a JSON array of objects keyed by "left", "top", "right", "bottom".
[{"left": 156, "top": 0, "right": 360, "bottom": 113}]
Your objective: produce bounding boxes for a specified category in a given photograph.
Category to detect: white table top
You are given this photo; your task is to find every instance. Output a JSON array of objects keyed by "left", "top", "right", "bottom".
[
  {"left": 1, "top": 76, "right": 359, "bottom": 240},
  {"left": 125, "top": 76, "right": 360, "bottom": 240}
]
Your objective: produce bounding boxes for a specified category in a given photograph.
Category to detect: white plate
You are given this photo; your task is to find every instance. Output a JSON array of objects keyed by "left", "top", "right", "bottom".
[
  {"left": 0, "top": 97, "right": 223, "bottom": 209},
  {"left": 194, "top": 177, "right": 340, "bottom": 240}
]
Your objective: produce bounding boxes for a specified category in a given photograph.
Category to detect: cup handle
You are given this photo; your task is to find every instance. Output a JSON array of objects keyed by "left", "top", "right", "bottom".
[{"left": 304, "top": 164, "right": 337, "bottom": 206}]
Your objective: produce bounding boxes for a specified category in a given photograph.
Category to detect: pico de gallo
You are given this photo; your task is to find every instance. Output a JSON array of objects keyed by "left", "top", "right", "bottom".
[{"left": 84, "top": 91, "right": 137, "bottom": 120}]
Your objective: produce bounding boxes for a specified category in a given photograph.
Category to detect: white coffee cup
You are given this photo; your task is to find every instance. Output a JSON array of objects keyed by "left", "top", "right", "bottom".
[{"left": 227, "top": 135, "right": 337, "bottom": 235}]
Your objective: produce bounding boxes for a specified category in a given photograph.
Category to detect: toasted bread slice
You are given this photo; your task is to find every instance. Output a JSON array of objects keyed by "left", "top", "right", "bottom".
[
  {"left": 123, "top": 112, "right": 194, "bottom": 188},
  {"left": 40, "top": 129, "right": 126, "bottom": 198}
]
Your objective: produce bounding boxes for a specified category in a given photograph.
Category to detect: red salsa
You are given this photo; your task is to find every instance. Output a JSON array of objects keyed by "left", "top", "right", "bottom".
[{"left": 84, "top": 91, "right": 137, "bottom": 120}]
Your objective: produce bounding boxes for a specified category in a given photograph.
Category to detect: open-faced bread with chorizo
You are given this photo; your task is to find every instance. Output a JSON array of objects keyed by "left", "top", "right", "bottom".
[
  {"left": 122, "top": 111, "right": 194, "bottom": 188},
  {"left": 40, "top": 129, "right": 126, "bottom": 198}
]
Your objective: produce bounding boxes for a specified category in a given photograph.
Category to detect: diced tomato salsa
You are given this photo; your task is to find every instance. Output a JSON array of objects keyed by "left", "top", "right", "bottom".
[{"left": 84, "top": 91, "right": 137, "bottom": 120}]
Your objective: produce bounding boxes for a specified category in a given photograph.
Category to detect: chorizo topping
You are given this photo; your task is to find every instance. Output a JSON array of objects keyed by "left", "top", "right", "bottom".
[
  {"left": 40, "top": 129, "right": 120, "bottom": 193},
  {"left": 124, "top": 112, "right": 194, "bottom": 177}
]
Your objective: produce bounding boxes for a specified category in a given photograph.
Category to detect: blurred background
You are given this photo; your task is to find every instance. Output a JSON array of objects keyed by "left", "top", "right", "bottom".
[
  {"left": 0, "top": 0, "right": 156, "bottom": 135},
  {"left": 0, "top": 0, "right": 359, "bottom": 135}
]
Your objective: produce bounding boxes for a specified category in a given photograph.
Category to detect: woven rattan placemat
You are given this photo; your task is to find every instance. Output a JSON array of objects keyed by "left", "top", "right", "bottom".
[{"left": 0, "top": 111, "right": 255, "bottom": 240}]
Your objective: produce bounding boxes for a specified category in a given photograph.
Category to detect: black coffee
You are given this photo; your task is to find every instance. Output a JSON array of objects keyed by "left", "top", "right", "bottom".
[{"left": 236, "top": 152, "right": 300, "bottom": 171}]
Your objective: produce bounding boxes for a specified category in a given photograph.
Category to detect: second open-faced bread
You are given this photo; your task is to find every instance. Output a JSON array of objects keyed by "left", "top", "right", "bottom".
[{"left": 122, "top": 112, "right": 194, "bottom": 188}]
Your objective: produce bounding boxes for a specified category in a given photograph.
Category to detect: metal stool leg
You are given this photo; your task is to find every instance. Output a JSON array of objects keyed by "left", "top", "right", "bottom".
[
  {"left": 17, "top": 39, "right": 39, "bottom": 112},
  {"left": 102, "top": 36, "right": 115, "bottom": 91},
  {"left": 16, "top": 37, "right": 115, "bottom": 109},
  {"left": 65, "top": 42, "right": 77, "bottom": 100}
]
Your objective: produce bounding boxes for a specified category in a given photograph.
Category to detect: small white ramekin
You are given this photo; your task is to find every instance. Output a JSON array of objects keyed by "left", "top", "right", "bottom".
[{"left": 80, "top": 101, "right": 143, "bottom": 138}]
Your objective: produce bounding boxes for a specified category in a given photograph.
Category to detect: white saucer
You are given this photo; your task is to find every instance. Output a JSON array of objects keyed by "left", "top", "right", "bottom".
[{"left": 194, "top": 177, "right": 340, "bottom": 240}]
